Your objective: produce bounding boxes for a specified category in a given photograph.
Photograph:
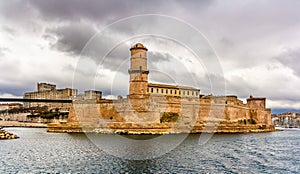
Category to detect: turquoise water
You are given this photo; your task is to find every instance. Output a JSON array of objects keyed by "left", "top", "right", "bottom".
[{"left": 0, "top": 128, "right": 299, "bottom": 173}]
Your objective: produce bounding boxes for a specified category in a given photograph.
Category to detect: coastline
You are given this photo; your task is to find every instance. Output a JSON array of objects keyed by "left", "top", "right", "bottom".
[
  {"left": 47, "top": 123, "right": 275, "bottom": 134},
  {"left": 0, "top": 121, "right": 47, "bottom": 128}
]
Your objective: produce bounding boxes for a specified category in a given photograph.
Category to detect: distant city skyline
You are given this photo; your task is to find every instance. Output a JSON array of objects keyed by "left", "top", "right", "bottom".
[{"left": 0, "top": 0, "right": 300, "bottom": 112}]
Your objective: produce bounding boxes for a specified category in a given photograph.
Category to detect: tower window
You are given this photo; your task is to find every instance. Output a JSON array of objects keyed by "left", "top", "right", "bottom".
[
  {"left": 183, "top": 91, "right": 185, "bottom": 95},
  {"left": 166, "top": 89, "right": 168, "bottom": 94},
  {"left": 187, "top": 91, "right": 189, "bottom": 95},
  {"left": 175, "top": 90, "right": 177, "bottom": 94},
  {"left": 192, "top": 91, "right": 194, "bottom": 95},
  {"left": 151, "top": 88, "right": 153, "bottom": 93},
  {"left": 157, "top": 88, "right": 159, "bottom": 93},
  {"left": 161, "top": 89, "right": 163, "bottom": 93},
  {"left": 170, "top": 90, "right": 172, "bottom": 94}
]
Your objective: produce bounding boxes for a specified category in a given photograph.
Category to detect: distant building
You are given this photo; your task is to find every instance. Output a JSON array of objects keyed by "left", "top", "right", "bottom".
[
  {"left": 0, "top": 103, "right": 22, "bottom": 111},
  {"left": 73, "top": 90, "right": 102, "bottom": 101},
  {"left": 272, "top": 112, "right": 300, "bottom": 128},
  {"left": 37, "top": 83, "right": 56, "bottom": 92},
  {"left": 23, "top": 83, "right": 77, "bottom": 111},
  {"left": 84, "top": 90, "right": 102, "bottom": 100},
  {"left": 23, "top": 83, "right": 103, "bottom": 111}
]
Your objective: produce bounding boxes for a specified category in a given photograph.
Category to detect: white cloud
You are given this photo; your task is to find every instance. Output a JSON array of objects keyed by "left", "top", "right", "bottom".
[{"left": 0, "top": 93, "right": 21, "bottom": 98}]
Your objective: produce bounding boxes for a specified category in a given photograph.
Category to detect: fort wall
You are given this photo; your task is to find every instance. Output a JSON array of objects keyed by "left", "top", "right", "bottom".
[
  {"left": 47, "top": 43, "right": 274, "bottom": 133},
  {"left": 48, "top": 94, "right": 274, "bottom": 133}
]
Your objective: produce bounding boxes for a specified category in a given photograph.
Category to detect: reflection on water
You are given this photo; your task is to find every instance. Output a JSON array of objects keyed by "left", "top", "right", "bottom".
[
  {"left": 0, "top": 128, "right": 299, "bottom": 173},
  {"left": 120, "top": 134, "right": 162, "bottom": 140}
]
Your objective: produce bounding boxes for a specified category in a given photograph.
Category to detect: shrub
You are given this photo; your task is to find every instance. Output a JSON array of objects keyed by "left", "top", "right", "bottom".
[{"left": 160, "top": 112, "right": 179, "bottom": 123}]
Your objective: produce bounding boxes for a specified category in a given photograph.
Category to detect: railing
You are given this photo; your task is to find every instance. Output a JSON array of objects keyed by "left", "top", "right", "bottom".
[{"left": 0, "top": 98, "right": 72, "bottom": 103}]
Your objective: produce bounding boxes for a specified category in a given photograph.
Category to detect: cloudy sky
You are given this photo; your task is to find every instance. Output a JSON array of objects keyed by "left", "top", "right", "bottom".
[{"left": 0, "top": 0, "right": 299, "bottom": 113}]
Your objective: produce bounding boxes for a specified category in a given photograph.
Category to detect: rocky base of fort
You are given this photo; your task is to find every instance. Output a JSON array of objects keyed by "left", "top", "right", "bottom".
[
  {"left": 47, "top": 122, "right": 275, "bottom": 134},
  {"left": 0, "top": 127, "right": 19, "bottom": 140}
]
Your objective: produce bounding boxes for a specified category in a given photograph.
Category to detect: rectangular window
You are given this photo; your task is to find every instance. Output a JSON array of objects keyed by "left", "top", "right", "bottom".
[
  {"left": 187, "top": 91, "right": 189, "bottom": 95},
  {"left": 192, "top": 91, "right": 194, "bottom": 95},
  {"left": 179, "top": 91, "right": 181, "bottom": 95},
  {"left": 175, "top": 90, "right": 177, "bottom": 94},
  {"left": 166, "top": 89, "right": 168, "bottom": 94},
  {"left": 157, "top": 88, "right": 159, "bottom": 93},
  {"left": 161, "top": 89, "right": 163, "bottom": 93},
  {"left": 151, "top": 88, "right": 153, "bottom": 93},
  {"left": 183, "top": 91, "right": 185, "bottom": 95},
  {"left": 170, "top": 90, "right": 172, "bottom": 94}
]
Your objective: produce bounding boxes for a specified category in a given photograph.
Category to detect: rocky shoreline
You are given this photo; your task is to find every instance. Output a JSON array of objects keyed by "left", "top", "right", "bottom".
[
  {"left": 47, "top": 123, "right": 275, "bottom": 134},
  {"left": 0, "top": 121, "right": 47, "bottom": 128},
  {"left": 0, "top": 127, "right": 19, "bottom": 140}
]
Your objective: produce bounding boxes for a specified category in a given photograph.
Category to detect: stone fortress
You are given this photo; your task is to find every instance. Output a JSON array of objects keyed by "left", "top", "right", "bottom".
[{"left": 47, "top": 43, "right": 275, "bottom": 133}]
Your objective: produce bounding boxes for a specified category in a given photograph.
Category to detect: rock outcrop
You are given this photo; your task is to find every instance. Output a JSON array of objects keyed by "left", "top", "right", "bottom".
[{"left": 0, "top": 127, "right": 19, "bottom": 139}]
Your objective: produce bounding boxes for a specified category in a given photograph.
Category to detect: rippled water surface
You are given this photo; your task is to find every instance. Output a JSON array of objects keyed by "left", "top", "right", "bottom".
[{"left": 1, "top": 128, "right": 299, "bottom": 173}]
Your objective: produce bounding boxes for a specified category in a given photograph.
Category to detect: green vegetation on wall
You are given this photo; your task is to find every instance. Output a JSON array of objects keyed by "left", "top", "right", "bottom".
[{"left": 160, "top": 112, "right": 180, "bottom": 123}]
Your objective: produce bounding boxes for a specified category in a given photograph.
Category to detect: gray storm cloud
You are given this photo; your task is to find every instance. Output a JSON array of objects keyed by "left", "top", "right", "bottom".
[
  {"left": 276, "top": 48, "right": 300, "bottom": 77},
  {"left": 0, "top": 0, "right": 299, "bottom": 112}
]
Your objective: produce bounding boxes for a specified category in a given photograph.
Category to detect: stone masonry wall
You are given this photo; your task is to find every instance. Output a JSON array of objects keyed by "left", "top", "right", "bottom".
[{"left": 49, "top": 94, "right": 274, "bottom": 133}]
